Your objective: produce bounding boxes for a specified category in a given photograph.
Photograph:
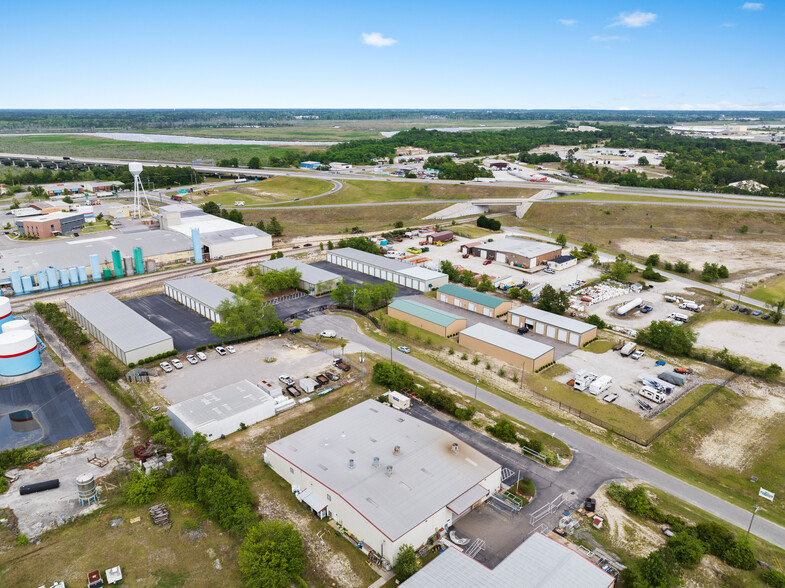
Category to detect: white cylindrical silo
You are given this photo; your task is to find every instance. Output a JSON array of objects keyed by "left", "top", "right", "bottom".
[
  {"left": 0, "top": 330, "right": 41, "bottom": 376},
  {"left": 0, "top": 296, "right": 13, "bottom": 327},
  {"left": 2, "top": 318, "right": 32, "bottom": 334}
]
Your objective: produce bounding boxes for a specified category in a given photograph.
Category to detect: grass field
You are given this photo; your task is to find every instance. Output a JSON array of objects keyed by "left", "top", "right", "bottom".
[
  {"left": 0, "top": 134, "right": 316, "bottom": 164},
  {"left": 194, "top": 176, "right": 333, "bottom": 206},
  {"left": 515, "top": 203, "right": 785, "bottom": 245},
  {"left": 749, "top": 276, "right": 785, "bottom": 305},
  {"left": 279, "top": 180, "right": 538, "bottom": 207},
  {"left": 556, "top": 192, "right": 705, "bottom": 204},
  {"left": 450, "top": 223, "right": 503, "bottom": 238}
]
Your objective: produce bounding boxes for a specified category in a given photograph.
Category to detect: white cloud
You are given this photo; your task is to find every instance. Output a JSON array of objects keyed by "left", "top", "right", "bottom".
[
  {"left": 741, "top": 2, "right": 764, "bottom": 10},
  {"left": 558, "top": 18, "right": 577, "bottom": 27},
  {"left": 591, "top": 35, "right": 625, "bottom": 42},
  {"left": 608, "top": 11, "right": 658, "bottom": 28},
  {"left": 361, "top": 32, "right": 397, "bottom": 48}
]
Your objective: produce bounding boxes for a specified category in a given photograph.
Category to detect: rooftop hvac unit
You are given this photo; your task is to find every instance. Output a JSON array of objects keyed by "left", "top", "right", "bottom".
[
  {"left": 372, "top": 457, "right": 380, "bottom": 468},
  {"left": 348, "top": 458, "right": 355, "bottom": 469},
  {"left": 386, "top": 465, "right": 393, "bottom": 477},
  {"left": 393, "top": 445, "right": 400, "bottom": 456}
]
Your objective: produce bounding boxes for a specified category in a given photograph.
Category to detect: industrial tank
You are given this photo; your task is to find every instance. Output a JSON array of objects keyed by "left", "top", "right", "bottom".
[
  {"left": 0, "top": 296, "right": 13, "bottom": 327},
  {"left": 76, "top": 473, "right": 98, "bottom": 505},
  {"left": 0, "top": 329, "right": 41, "bottom": 376},
  {"left": 1, "top": 318, "right": 32, "bottom": 334}
]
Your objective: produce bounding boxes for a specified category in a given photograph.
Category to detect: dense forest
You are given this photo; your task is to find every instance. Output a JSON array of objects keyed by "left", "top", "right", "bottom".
[{"left": 1, "top": 109, "right": 782, "bottom": 132}]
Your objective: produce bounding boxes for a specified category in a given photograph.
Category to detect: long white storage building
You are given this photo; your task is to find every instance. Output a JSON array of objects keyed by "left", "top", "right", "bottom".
[
  {"left": 168, "top": 379, "right": 277, "bottom": 440},
  {"left": 164, "top": 276, "right": 236, "bottom": 322},
  {"left": 326, "top": 247, "right": 448, "bottom": 292},
  {"left": 507, "top": 306, "right": 597, "bottom": 347},
  {"left": 66, "top": 291, "right": 174, "bottom": 365},
  {"left": 259, "top": 257, "right": 342, "bottom": 295},
  {"left": 265, "top": 400, "right": 501, "bottom": 564}
]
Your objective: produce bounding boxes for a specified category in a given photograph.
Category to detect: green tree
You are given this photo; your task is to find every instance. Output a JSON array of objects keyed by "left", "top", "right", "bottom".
[
  {"left": 537, "top": 284, "right": 569, "bottom": 315},
  {"left": 256, "top": 268, "right": 301, "bottom": 294},
  {"left": 476, "top": 215, "right": 501, "bottom": 231},
  {"left": 476, "top": 274, "right": 494, "bottom": 292},
  {"left": 29, "top": 185, "right": 47, "bottom": 200},
  {"left": 336, "top": 236, "right": 380, "bottom": 254},
  {"left": 645, "top": 254, "right": 660, "bottom": 267},
  {"left": 585, "top": 314, "right": 606, "bottom": 329},
  {"left": 723, "top": 539, "right": 757, "bottom": 570},
  {"left": 439, "top": 260, "right": 460, "bottom": 282},
  {"left": 94, "top": 354, "right": 121, "bottom": 379},
  {"left": 580, "top": 242, "right": 597, "bottom": 258},
  {"left": 762, "top": 570, "right": 785, "bottom": 588},
  {"left": 610, "top": 254, "right": 632, "bottom": 282},
  {"left": 773, "top": 298, "right": 785, "bottom": 325},
  {"left": 667, "top": 531, "right": 706, "bottom": 567},
  {"left": 673, "top": 261, "right": 691, "bottom": 273},
  {"left": 255, "top": 219, "right": 266, "bottom": 231},
  {"left": 247, "top": 156, "right": 261, "bottom": 169},
  {"left": 486, "top": 419, "right": 518, "bottom": 443},
  {"left": 717, "top": 264, "right": 729, "bottom": 279},
  {"left": 266, "top": 217, "right": 283, "bottom": 237},
  {"left": 201, "top": 201, "right": 221, "bottom": 217},
  {"left": 701, "top": 262, "right": 719, "bottom": 282},
  {"left": 555, "top": 233, "right": 567, "bottom": 247},
  {"left": 394, "top": 220, "right": 404, "bottom": 228},
  {"left": 507, "top": 287, "right": 520, "bottom": 300},
  {"left": 739, "top": 224, "right": 749, "bottom": 234},
  {"left": 239, "top": 520, "right": 306, "bottom": 588},
  {"left": 393, "top": 544, "right": 420, "bottom": 582},
  {"left": 638, "top": 156, "right": 650, "bottom": 166},
  {"left": 519, "top": 288, "right": 533, "bottom": 302},
  {"left": 196, "top": 466, "right": 256, "bottom": 533},
  {"left": 62, "top": 195, "right": 74, "bottom": 204},
  {"left": 123, "top": 470, "right": 166, "bottom": 506},
  {"left": 460, "top": 270, "right": 478, "bottom": 288},
  {"left": 637, "top": 321, "right": 696, "bottom": 356}
]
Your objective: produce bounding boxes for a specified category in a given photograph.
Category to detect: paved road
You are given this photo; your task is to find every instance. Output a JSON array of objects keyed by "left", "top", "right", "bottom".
[{"left": 300, "top": 313, "right": 785, "bottom": 547}]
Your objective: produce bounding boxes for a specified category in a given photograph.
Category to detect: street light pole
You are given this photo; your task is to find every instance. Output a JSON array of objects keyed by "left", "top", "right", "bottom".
[
  {"left": 360, "top": 351, "right": 365, "bottom": 387},
  {"left": 473, "top": 376, "right": 478, "bottom": 409},
  {"left": 389, "top": 338, "right": 394, "bottom": 365},
  {"left": 746, "top": 504, "right": 760, "bottom": 540}
]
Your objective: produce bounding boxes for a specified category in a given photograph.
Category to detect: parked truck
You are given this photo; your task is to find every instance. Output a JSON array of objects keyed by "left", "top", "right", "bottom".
[
  {"left": 589, "top": 375, "right": 612, "bottom": 396},
  {"left": 620, "top": 342, "right": 637, "bottom": 357},
  {"left": 573, "top": 371, "right": 598, "bottom": 392},
  {"left": 639, "top": 385, "right": 666, "bottom": 404}
]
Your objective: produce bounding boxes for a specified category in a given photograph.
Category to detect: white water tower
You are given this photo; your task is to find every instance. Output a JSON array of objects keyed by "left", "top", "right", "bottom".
[{"left": 129, "top": 162, "right": 152, "bottom": 219}]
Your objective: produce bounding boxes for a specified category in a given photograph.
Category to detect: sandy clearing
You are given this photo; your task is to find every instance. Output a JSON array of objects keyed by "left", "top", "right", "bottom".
[
  {"left": 616, "top": 238, "right": 784, "bottom": 274},
  {"left": 695, "top": 320, "right": 785, "bottom": 365},
  {"left": 593, "top": 483, "right": 664, "bottom": 557}
]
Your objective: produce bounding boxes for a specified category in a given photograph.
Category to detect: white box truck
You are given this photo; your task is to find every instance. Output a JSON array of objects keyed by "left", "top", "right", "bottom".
[
  {"left": 620, "top": 342, "right": 637, "bottom": 357},
  {"left": 574, "top": 371, "right": 598, "bottom": 391},
  {"left": 639, "top": 385, "right": 666, "bottom": 404},
  {"left": 589, "top": 375, "right": 612, "bottom": 396}
]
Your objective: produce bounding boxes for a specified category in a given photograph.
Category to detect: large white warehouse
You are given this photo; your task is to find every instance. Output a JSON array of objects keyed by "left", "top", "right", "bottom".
[
  {"left": 66, "top": 291, "right": 174, "bottom": 365},
  {"left": 265, "top": 400, "right": 501, "bottom": 564},
  {"left": 168, "top": 379, "right": 277, "bottom": 440},
  {"left": 325, "top": 247, "right": 448, "bottom": 292},
  {"left": 164, "top": 276, "right": 236, "bottom": 322}
]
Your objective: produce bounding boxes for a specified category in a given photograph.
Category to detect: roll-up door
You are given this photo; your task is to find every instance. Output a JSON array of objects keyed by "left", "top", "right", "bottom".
[
  {"left": 546, "top": 326, "right": 557, "bottom": 338},
  {"left": 535, "top": 323, "right": 546, "bottom": 335},
  {"left": 569, "top": 333, "right": 579, "bottom": 346},
  {"left": 483, "top": 308, "right": 492, "bottom": 317},
  {"left": 468, "top": 303, "right": 476, "bottom": 312},
  {"left": 511, "top": 315, "right": 520, "bottom": 326},
  {"left": 557, "top": 329, "right": 568, "bottom": 342}
]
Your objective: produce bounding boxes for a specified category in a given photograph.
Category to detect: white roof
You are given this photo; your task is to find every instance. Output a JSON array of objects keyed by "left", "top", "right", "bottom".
[
  {"left": 164, "top": 276, "right": 236, "bottom": 311},
  {"left": 399, "top": 266, "right": 447, "bottom": 282},
  {"left": 509, "top": 306, "right": 595, "bottom": 334},
  {"left": 160, "top": 203, "right": 270, "bottom": 240},
  {"left": 168, "top": 379, "right": 276, "bottom": 429},
  {"left": 330, "top": 248, "right": 447, "bottom": 281},
  {"left": 259, "top": 257, "right": 341, "bottom": 285},
  {"left": 66, "top": 291, "right": 173, "bottom": 353},
  {"left": 402, "top": 532, "right": 615, "bottom": 588},
  {"left": 266, "top": 400, "right": 500, "bottom": 542},
  {"left": 475, "top": 238, "right": 561, "bottom": 258},
  {"left": 460, "top": 323, "right": 554, "bottom": 360}
]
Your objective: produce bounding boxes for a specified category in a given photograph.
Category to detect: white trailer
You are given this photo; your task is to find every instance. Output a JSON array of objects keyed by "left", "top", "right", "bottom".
[
  {"left": 573, "top": 371, "right": 598, "bottom": 391},
  {"left": 386, "top": 391, "right": 411, "bottom": 410},
  {"left": 620, "top": 342, "right": 637, "bottom": 357},
  {"left": 299, "top": 378, "right": 318, "bottom": 394},
  {"left": 589, "top": 375, "right": 612, "bottom": 396},
  {"left": 639, "top": 386, "right": 666, "bottom": 404}
]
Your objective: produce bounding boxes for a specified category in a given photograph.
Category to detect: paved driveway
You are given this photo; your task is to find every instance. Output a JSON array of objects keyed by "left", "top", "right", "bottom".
[
  {"left": 123, "top": 293, "right": 220, "bottom": 351},
  {"left": 310, "top": 261, "right": 421, "bottom": 298}
]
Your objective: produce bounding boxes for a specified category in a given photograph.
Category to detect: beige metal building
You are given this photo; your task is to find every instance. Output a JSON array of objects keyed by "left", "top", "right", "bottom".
[
  {"left": 459, "top": 323, "right": 554, "bottom": 371},
  {"left": 464, "top": 238, "right": 562, "bottom": 270},
  {"left": 437, "top": 284, "right": 511, "bottom": 318},
  {"left": 387, "top": 298, "right": 467, "bottom": 337},
  {"left": 164, "top": 276, "right": 236, "bottom": 322},
  {"left": 508, "top": 306, "right": 597, "bottom": 347}
]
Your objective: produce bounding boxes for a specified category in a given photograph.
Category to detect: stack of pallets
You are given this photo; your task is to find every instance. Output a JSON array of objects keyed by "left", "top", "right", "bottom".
[{"left": 149, "top": 503, "right": 170, "bottom": 526}]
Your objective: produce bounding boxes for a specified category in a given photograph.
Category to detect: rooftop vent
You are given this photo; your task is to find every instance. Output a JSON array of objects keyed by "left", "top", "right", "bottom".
[
  {"left": 372, "top": 457, "right": 380, "bottom": 468},
  {"left": 386, "top": 465, "right": 393, "bottom": 477},
  {"left": 451, "top": 443, "right": 459, "bottom": 454},
  {"left": 348, "top": 458, "right": 355, "bottom": 469},
  {"left": 393, "top": 445, "right": 401, "bottom": 456}
]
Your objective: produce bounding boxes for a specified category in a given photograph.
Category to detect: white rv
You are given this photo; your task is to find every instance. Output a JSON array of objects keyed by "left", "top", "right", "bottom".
[
  {"left": 573, "top": 371, "right": 598, "bottom": 391},
  {"left": 620, "top": 342, "right": 637, "bottom": 357},
  {"left": 639, "top": 386, "right": 666, "bottom": 404},
  {"left": 589, "top": 375, "right": 612, "bottom": 396}
]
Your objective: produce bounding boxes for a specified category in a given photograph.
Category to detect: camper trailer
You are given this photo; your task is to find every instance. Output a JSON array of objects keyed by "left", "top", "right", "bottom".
[
  {"left": 589, "top": 375, "right": 612, "bottom": 396},
  {"left": 639, "top": 386, "right": 666, "bottom": 404},
  {"left": 574, "top": 371, "right": 598, "bottom": 391},
  {"left": 620, "top": 342, "right": 637, "bottom": 357}
]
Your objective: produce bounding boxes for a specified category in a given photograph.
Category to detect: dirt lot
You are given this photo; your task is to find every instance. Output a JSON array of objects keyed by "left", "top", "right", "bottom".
[
  {"left": 695, "top": 320, "right": 785, "bottom": 365},
  {"left": 556, "top": 349, "right": 698, "bottom": 416}
]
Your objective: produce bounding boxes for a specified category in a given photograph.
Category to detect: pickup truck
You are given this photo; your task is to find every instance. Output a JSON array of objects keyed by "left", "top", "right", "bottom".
[{"left": 333, "top": 358, "right": 350, "bottom": 372}]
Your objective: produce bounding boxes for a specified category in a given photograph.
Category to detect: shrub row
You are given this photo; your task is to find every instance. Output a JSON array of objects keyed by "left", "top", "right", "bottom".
[
  {"left": 129, "top": 349, "right": 178, "bottom": 367},
  {"left": 34, "top": 302, "right": 89, "bottom": 349},
  {"left": 535, "top": 361, "right": 556, "bottom": 373},
  {"left": 485, "top": 419, "right": 547, "bottom": 458}
]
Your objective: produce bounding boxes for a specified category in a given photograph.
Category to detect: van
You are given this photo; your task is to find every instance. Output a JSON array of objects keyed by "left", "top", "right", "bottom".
[
  {"left": 589, "top": 375, "right": 612, "bottom": 396},
  {"left": 573, "top": 371, "right": 598, "bottom": 391},
  {"left": 639, "top": 386, "right": 666, "bottom": 404}
]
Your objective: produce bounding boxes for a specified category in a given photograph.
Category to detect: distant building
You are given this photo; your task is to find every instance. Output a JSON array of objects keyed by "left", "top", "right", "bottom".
[
  {"left": 489, "top": 161, "right": 508, "bottom": 169},
  {"left": 164, "top": 276, "right": 236, "bottom": 323},
  {"left": 402, "top": 532, "right": 616, "bottom": 588},
  {"left": 329, "top": 162, "right": 352, "bottom": 170},
  {"left": 265, "top": 400, "right": 502, "bottom": 565},
  {"left": 547, "top": 255, "right": 578, "bottom": 271},
  {"left": 300, "top": 161, "right": 322, "bottom": 170},
  {"left": 16, "top": 211, "right": 85, "bottom": 238},
  {"left": 426, "top": 230, "right": 454, "bottom": 244},
  {"left": 507, "top": 306, "right": 596, "bottom": 347},
  {"left": 465, "top": 238, "right": 563, "bottom": 270}
]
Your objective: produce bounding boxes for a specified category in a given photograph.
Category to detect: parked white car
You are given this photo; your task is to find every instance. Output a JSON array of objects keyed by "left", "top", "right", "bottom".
[
  {"left": 171, "top": 358, "right": 183, "bottom": 369},
  {"left": 186, "top": 355, "right": 198, "bottom": 365},
  {"left": 226, "top": 346, "right": 236, "bottom": 354},
  {"left": 196, "top": 351, "right": 207, "bottom": 361},
  {"left": 215, "top": 346, "right": 227, "bottom": 356},
  {"left": 159, "top": 361, "right": 173, "bottom": 373},
  {"left": 320, "top": 330, "right": 337, "bottom": 338}
]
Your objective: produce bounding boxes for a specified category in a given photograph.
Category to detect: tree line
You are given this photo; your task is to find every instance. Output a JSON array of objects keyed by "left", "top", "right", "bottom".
[{"left": 1, "top": 165, "right": 203, "bottom": 191}]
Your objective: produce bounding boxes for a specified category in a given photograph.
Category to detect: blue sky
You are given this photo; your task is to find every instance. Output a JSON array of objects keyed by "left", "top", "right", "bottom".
[{"left": 3, "top": 0, "right": 783, "bottom": 110}]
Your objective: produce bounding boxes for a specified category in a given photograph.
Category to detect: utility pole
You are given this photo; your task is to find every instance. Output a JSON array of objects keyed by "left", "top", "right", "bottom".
[
  {"left": 389, "top": 338, "right": 394, "bottom": 365},
  {"left": 360, "top": 351, "right": 365, "bottom": 387},
  {"left": 746, "top": 504, "right": 760, "bottom": 540},
  {"left": 473, "top": 376, "right": 478, "bottom": 409}
]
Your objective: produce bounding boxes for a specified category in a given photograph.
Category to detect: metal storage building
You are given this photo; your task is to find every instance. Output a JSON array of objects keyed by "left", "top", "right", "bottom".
[
  {"left": 388, "top": 298, "right": 467, "bottom": 337},
  {"left": 167, "top": 379, "right": 277, "bottom": 440},
  {"left": 401, "top": 531, "right": 615, "bottom": 588},
  {"left": 164, "top": 277, "right": 236, "bottom": 322},
  {"left": 437, "top": 284, "right": 512, "bottom": 318},
  {"left": 458, "top": 322, "right": 554, "bottom": 371},
  {"left": 426, "top": 230, "right": 454, "bottom": 244},
  {"left": 326, "top": 248, "right": 448, "bottom": 292},
  {"left": 259, "top": 257, "right": 342, "bottom": 295},
  {"left": 547, "top": 255, "right": 578, "bottom": 271},
  {"left": 265, "top": 400, "right": 501, "bottom": 565},
  {"left": 507, "top": 306, "right": 597, "bottom": 347},
  {"left": 465, "top": 238, "right": 562, "bottom": 269},
  {"left": 66, "top": 291, "right": 174, "bottom": 365}
]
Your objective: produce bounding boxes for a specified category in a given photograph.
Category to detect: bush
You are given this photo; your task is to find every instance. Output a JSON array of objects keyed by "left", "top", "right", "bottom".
[
  {"left": 695, "top": 522, "right": 736, "bottom": 559},
  {"left": 762, "top": 570, "right": 785, "bottom": 588},
  {"left": 486, "top": 419, "right": 518, "bottom": 444},
  {"left": 239, "top": 521, "right": 306, "bottom": 588},
  {"left": 667, "top": 531, "right": 706, "bottom": 567},
  {"left": 723, "top": 539, "right": 757, "bottom": 570},
  {"left": 585, "top": 314, "right": 607, "bottom": 329},
  {"left": 637, "top": 321, "right": 696, "bottom": 356},
  {"left": 372, "top": 362, "right": 415, "bottom": 391},
  {"left": 124, "top": 470, "right": 167, "bottom": 506},
  {"left": 519, "top": 438, "right": 544, "bottom": 453},
  {"left": 393, "top": 544, "right": 420, "bottom": 582},
  {"left": 93, "top": 354, "right": 121, "bottom": 382},
  {"left": 477, "top": 215, "right": 501, "bottom": 231},
  {"left": 15, "top": 534, "right": 29, "bottom": 546},
  {"left": 34, "top": 302, "right": 90, "bottom": 349},
  {"left": 674, "top": 261, "right": 691, "bottom": 273}
]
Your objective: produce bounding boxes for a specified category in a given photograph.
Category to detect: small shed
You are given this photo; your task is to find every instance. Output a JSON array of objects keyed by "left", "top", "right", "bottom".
[
  {"left": 547, "top": 255, "right": 578, "bottom": 271},
  {"left": 300, "top": 377, "right": 318, "bottom": 394},
  {"left": 427, "top": 230, "right": 454, "bottom": 244}
]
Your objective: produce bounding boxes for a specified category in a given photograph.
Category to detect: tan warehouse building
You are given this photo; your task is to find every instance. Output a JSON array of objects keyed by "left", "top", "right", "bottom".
[
  {"left": 459, "top": 323, "right": 555, "bottom": 371},
  {"left": 388, "top": 298, "right": 467, "bottom": 338},
  {"left": 437, "top": 284, "right": 511, "bottom": 318},
  {"left": 508, "top": 306, "right": 597, "bottom": 347}
]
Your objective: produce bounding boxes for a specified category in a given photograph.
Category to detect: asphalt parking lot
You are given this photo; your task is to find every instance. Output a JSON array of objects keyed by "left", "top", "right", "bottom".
[
  {"left": 123, "top": 293, "right": 220, "bottom": 351},
  {"left": 310, "top": 261, "right": 421, "bottom": 297},
  {"left": 0, "top": 373, "right": 94, "bottom": 450},
  {"left": 156, "top": 337, "right": 347, "bottom": 404}
]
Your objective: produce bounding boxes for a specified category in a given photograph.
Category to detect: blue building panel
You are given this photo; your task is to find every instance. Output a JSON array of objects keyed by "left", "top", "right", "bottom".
[{"left": 0, "top": 345, "right": 41, "bottom": 377}]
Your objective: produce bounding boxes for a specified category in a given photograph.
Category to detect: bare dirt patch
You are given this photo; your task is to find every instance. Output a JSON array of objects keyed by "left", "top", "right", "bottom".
[
  {"left": 695, "top": 320, "right": 785, "bottom": 365},
  {"left": 615, "top": 237, "right": 783, "bottom": 274},
  {"left": 593, "top": 483, "right": 664, "bottom": 557},
  {"left": 694, "top": 383, "right": 785, "bottom": 471}
]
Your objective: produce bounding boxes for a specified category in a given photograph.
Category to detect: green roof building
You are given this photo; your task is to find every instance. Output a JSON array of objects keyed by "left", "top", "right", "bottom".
[
  {"left": 388, "top": 298, "right": 467, "bottom": 337},
  {"left": 436, "top": 284, "right": 512, "bottom": 318}
]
